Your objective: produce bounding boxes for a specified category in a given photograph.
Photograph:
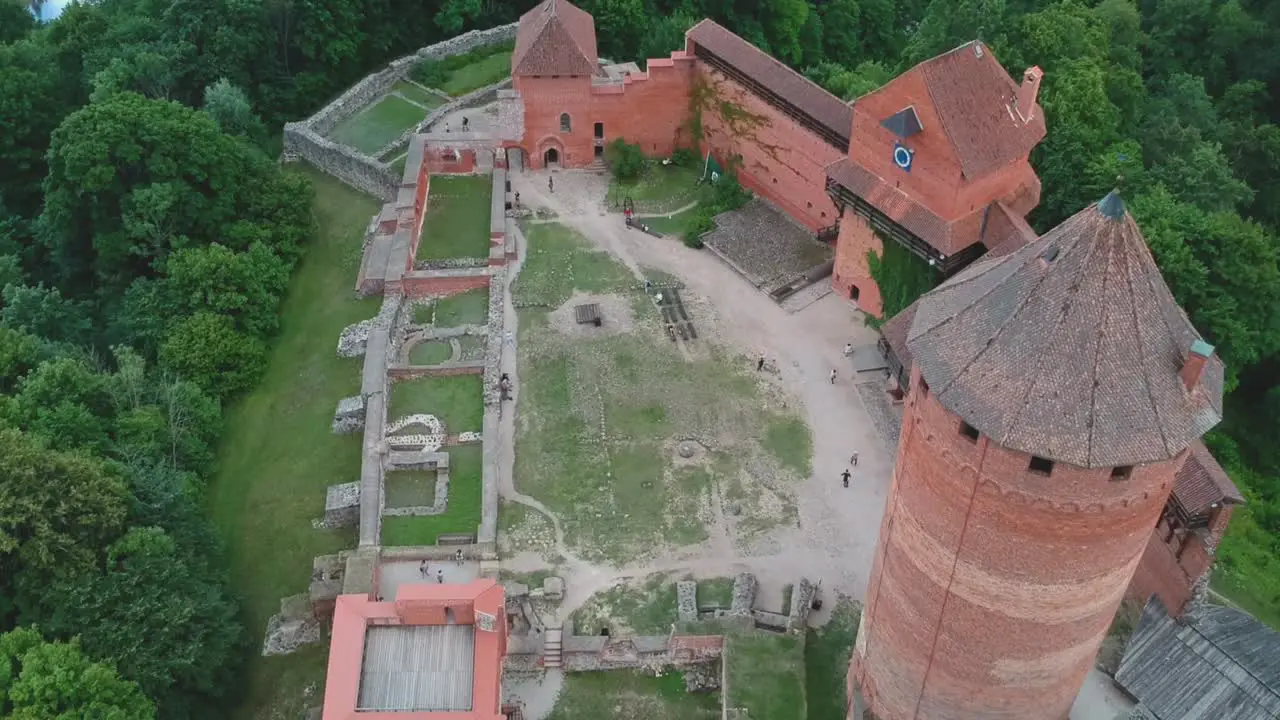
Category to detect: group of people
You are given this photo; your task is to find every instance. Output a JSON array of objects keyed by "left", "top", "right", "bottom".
[
  {"left": 841, "top": 451, "right": 860, "bottom": 487},
  {"left": 418, "top": 549, "right": 467, "bottom": 584}
]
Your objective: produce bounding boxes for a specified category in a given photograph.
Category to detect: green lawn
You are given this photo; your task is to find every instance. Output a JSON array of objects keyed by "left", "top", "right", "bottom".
[
  {"left": 441, "top": 51, "right": 513, "bottom": 96},
  {"left": 639, "top": 206, "right": 701, "bottom": 237},
  {"left": 698, "top": 577, "right": 734, "bottom": 608},
  {"left": 513, "top": 222, "right": 810, "bottom": 562},
  {"left": 392, "top": 80, "right": 444, "bottom": 109},
  {"left": 409, "top": 339, "right": 454, "bottom": 365},
  {"left": 435, "top": 287, "right": 490, "bottom": 326},
  {"left": 765, "top": 416, "right": 814, "bottom": 477},
  {"left": 609, "top": 165, "right": 708, "bottom": 213},
  {"left": 209, "top": 166, "right": 380, "bottom": 718},
  {"left": 419, "top": 175, "right": 492, "bottom": 260},
  {"left": 547, "top": 670, "right": 719, "bottom": 720},
  {"left": 805, "top": 600, "right": 860, "bottom": 720},
  {"left": 384, "top": 470, "right": 439, "bottom": 508},
  {"left": 573, "top": 575, "right": 678, "bottom": 635},
  {"left": 328, "top": 95, "right": 426, "bottom": 154},
  {"left": 727, "top": 630, "right": 807, "bottom": 720},
  {"left": 380, "top": 444, "right": 483, "bottom": 544},
  {"left": 387, "top": 373, "right": 483, "bottom": 433}
]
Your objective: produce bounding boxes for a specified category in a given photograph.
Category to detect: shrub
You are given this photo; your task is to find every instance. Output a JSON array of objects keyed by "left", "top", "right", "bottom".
[
  {"left": 682, "top": 172, "right": 750, "bottom": 247},
  {"left": 606, "top": 138, "right": 646, "bottom": 182},
  {"left": 670, "top": 148, "right": 698, "bottom": 168}
]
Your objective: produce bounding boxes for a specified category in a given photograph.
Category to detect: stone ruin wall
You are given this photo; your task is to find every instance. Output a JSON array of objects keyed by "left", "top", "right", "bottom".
[{"left": 281, "top": 22, "right": 518, "bottom": 200}]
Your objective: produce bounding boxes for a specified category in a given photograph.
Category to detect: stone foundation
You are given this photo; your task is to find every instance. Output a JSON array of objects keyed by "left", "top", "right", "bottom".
[{"left": 324, "top": 482, "right": 361, "bottom": 528}]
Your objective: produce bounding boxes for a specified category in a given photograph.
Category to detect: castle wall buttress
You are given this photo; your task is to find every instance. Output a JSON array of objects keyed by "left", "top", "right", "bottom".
[
  {"left": 832, "top": 209, "right": 884, "bottom": 317},
  {"left": 695, "top": 65, "right": 842, "bottom": 232}
]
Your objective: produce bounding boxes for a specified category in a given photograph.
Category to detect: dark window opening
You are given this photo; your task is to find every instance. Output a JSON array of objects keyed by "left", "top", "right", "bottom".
[
  {"left": 959, "top": 422, "right": 979, "bottom": 442},
  {"left": 807, "top": 201, "right": 813, "bottom": 208},
  {"left": 1029, "top": 456, "right": 1054, "bottom": 476},
  {"left": 1111, "top": 465, "right": 1133, "bottom": 481},
  {"left": 850, "top": 284, "right": 860, "bottom": 301},
  {"left": 560, "top": 113, "right": 571, "bottom": 132},
  {"left": 594, "top": 145, "right": 603, "bottom": 158},
  {"left": 594, "top": 122, "right": 604, "bottom": 138}
]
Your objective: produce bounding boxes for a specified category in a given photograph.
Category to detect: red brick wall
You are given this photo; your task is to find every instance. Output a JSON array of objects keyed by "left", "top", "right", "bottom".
[
  {"left": 425, "top": 148, "right": 478, "bottom": 174},
  {"left": 695, "top": 65, "right": 842, "bottom": 232},
  {"left": 1126, "top": 505, "right": 1233, "bottom": 616},
  {"left": 832, "top": 208, "right": 884, "bottom": 316},
  {"left": 848, "top": 69, "right": 1040, "bottom": 230},
  {"left": 851, "top": 366, "right": 1180, "bottom": 720},
  {"left": 515, "top": 54, "right": 696, "bottom": 170},
  {"left": 400, "top": 272, "right": 490, "bottom": 298}
]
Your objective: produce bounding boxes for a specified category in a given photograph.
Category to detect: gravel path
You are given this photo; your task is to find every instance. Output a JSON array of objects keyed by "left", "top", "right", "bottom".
[{"left": 498, "top": 167, "right": 1128, "bottom": 719}]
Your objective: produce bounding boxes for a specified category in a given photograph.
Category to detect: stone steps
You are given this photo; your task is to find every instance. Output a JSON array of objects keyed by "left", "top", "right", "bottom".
[{"left": 543, "top": 627, "right": 563, "bottom": 668}]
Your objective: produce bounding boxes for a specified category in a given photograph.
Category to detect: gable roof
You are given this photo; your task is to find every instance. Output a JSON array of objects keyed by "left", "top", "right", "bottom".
[
  {"left": 1174, "top": 441, "right": 1245, "bottom": 518},
  {"left": 910, "top": 41, "right": 1046, "bottom": 179},
  {"left": 1117, "top": 597, "right": 1280, "bottom": 720},
  {"left": 513, "top": 0, "right": 598, "bottom": 77},
  {"left": 907, "top": 192, "right": 1224, "bottom": 468},
  {"left": 686, "top": 20, "right": 851, "bottom": 147}
]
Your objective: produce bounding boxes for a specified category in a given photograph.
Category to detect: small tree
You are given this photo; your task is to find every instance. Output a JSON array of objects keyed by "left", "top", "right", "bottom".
[{"left": 605, "top": 138, "right": 646, "bottom": 182}]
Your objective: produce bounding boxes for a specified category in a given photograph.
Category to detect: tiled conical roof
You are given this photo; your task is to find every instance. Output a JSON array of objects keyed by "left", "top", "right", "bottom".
[
  {"left": 906, "top": 192, "right": 1224, "bottom": 468},
  {"left": 513, "top": 0, "right": 598, "bottom": 77}
]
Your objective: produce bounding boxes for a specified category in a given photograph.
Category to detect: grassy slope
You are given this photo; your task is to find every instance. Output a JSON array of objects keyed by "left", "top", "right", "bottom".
[
  {"left": 442, "top": 51, "right": 513, "bottom": 96},
  {"left": 209, "top": 166, "right": 380, "bottom": 719},
  {"left": 804, "top": 600, "right": 860, "bottom": 720},
  {"left": 547, "top": 670, "right": 719, "bottom": 720}
]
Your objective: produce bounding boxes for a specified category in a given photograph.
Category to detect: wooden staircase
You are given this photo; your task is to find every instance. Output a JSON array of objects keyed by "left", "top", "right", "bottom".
[{"left": 543, "top": 627, "right": 563, "bottom": 669}]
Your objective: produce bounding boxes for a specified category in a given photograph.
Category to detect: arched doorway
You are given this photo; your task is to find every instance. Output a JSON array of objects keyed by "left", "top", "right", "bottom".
[{"left": 543, "top": 147, "right": 560, "bottom": 168}]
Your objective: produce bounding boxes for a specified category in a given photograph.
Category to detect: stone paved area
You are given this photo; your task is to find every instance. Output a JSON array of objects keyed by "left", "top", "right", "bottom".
[
  {"left": 378, "top": 558, "right": 480, "bottom": 598},
  {"left": 701, "top": 199, "right": 832, "bottom": 295}
]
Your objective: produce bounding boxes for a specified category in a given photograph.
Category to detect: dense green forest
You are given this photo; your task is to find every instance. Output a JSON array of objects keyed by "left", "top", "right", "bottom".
[{"left": 0, "top": 0, "right": 1278, "bottom": 715}]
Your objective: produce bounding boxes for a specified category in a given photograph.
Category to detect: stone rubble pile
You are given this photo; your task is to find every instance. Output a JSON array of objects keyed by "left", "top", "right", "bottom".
[
  {"left": 332, "top": 395, "right": 366, "bottom": 434},
  {"left": 677, "top": 581, "right": 698, "bottom": 622},
  {"left": 730, "top": 573, "right": 758, "bottom": 616}
]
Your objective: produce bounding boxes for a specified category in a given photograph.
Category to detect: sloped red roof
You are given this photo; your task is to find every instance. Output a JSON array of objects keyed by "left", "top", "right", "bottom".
[
  {"left": 1174, "top": 441, "right": 1245, "bottom": 517},
  {"left": 685, "top": 20, "right": 852, "bottom": 145},
  {"left": 825, "top": 158, "right": 984, "bottom": 255},
  {"left": 916, "top": 41, "right": 1046, "bottom": 179},
  {"left": 513, "top": 0, "right": 598, "bottom": 77}
]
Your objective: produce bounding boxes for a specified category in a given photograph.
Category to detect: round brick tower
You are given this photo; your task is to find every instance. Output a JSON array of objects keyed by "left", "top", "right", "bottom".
[{"left": 849, "top": 192, "right": 1224, "bottom": 720}]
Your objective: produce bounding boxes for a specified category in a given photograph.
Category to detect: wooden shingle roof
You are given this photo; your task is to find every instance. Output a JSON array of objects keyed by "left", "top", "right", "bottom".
[
  {"left": 907, "top": 192, "right": 1224, "bottom": 468},
  {"left": 513, "top": 0, "right": 598, "bottom": 77},
  {"left": 1174, "top": 441, "right": 1245, "bottom": 517},
  {"left": 1117, "top": 597, "right": 1280, "bottom": 720}
]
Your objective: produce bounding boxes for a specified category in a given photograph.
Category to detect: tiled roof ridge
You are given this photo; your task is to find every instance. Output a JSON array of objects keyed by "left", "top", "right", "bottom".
[
  {"left": 917, "top": 40, "right": 984, "bottom": 172},
  {"left": 691, "top": 19, "right": 840, "bottom": 105}
]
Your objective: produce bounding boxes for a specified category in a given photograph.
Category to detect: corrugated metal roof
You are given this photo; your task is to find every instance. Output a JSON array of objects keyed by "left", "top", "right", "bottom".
[
  {"left": 1117, "top": 598, "right": 1280, "bottom": 720},
  {"left": 357, "top": 625, "right": 475, "bottom": 711}
]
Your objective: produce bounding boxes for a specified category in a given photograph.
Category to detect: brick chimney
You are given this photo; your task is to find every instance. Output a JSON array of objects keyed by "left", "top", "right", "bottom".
[
  {"left": 1180, "top": 339, "right": 1215, "bottom": 391},
  {"left": 1014, "top": 66, "right": 1043, "bottom": 123}
]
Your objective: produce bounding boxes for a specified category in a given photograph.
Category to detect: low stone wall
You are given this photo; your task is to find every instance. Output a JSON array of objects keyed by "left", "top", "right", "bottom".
[
  {"left": 374, "top": 78, "right": 515, "bottom": 161},
  {"left": 283, "top": 126, "right": 398, "bottom": 201},
  {"left": 386, "top": 363, "right": 484, "bottom": 380},
  {"left": 400, "top": 270, "right": 491, "bottom": 298},
  {"left": 307, "top": 24, "right": 517, "bottom": 136}
]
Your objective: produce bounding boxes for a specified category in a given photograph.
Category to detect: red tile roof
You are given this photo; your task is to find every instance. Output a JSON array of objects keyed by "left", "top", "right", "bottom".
[
  {"left": 917, "top": 41, "right": 1046, "bottom": 179},
  {"left": 825, "top": 158, "right": 985, "bottom": 255},
  {"left": 1174, "top": 441, "right": 1245, "bottom": 518},
  {"left": 685, "top": 20, "right": 852, "bottom": 145},
  {"left": 513, "top": 0, "right": 598, "bottom": 77}
]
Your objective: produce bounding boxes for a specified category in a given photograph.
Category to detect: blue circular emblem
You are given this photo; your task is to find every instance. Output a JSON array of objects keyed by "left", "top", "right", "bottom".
[{"left": 893, "top": 144, "right": 913, "bottom": 170}]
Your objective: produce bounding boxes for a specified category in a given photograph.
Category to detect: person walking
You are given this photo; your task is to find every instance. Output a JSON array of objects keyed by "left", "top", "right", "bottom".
[
  {"left": 757, "top": 355, "right": 765, "bottom": 372},
  {"left": 437, "top": 569, "right": 444, "bottom": 584},
  {"left": 514, "top": 191, "right": 521, "bottom": 209},
  {"left": 455, "top": 549, "right": 464, "bottom": 566},
  {"left": 841, "top": 469, "right": 851, "bottom": 488},
  {"left": 843, "top": 342, "right": 854, "bottom": 357},
  {"left": 830, "top": 368, "right": 837, "bottom": 384},
  {"left": 419, "top": 560, "right": 427, "bottom": 577},
  {"left": 850, "top": 451, "right": 859, "bottom": 467},
  {"left": 548, "top": 176, "right": 554, "bottom": 193}
]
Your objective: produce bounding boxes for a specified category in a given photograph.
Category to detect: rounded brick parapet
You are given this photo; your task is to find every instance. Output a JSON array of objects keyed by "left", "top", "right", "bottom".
[{"left": 851, "top": 365, "right": 1181, "bottom": 719}]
